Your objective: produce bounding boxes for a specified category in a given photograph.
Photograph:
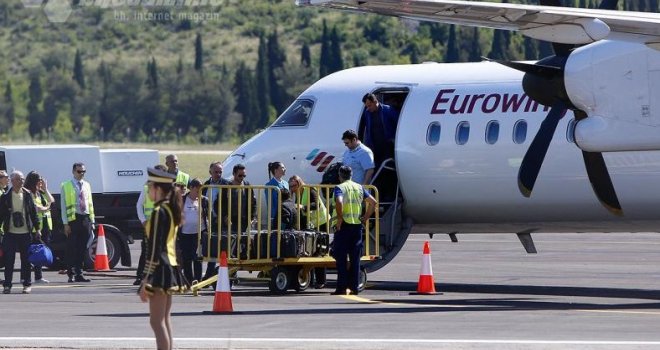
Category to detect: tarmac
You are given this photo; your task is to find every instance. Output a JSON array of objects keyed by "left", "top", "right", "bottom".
[{"left": 1, "top": 232, "right": 660, "bottom": 349}]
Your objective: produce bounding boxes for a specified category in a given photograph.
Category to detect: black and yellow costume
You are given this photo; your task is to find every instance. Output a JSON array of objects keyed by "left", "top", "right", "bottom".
[{"left": 143, "top": 200, "right": 189, "bottom": 295}]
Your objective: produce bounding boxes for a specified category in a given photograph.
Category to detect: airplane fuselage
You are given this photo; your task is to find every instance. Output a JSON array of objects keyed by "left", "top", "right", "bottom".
[{"left": 223, "top": 62, "right": 660, "bottom": 234}]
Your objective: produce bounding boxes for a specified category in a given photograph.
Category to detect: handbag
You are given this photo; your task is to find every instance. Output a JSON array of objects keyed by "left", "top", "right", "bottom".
[
  {"left": 28, "top": 243, "right": 53, "bottom": 267},
  {"left": 0, "top": 244, "right": 5, "bottom": 269}
]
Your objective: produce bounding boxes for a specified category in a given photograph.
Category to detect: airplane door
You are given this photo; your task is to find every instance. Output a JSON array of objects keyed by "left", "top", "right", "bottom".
[{"left": 358, "top": 88, "right": 409, "bottom": 203}]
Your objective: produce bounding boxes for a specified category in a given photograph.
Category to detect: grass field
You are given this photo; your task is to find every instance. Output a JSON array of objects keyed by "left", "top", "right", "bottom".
[{"left": 157, "top": 151, "right": 230, "bottom": 181}]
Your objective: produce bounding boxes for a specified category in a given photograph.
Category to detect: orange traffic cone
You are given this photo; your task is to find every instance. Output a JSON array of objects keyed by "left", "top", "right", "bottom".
[
  {"left": 210, "top": 251, "right": 233, "bottom": 313},
  {"left": 93, "top": 224, "right": 112, "bottom": 271},
  {"left": 412, "top": 241, "right": 440, "bottom": 295}
]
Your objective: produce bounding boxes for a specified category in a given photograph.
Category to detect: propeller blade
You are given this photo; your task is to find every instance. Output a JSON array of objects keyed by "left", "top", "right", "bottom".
[
  {"left": 518, "top": 102, "right": 567, "bottom": 197},
  {"left": 572, "top": 110, "right": 623, "bottom": 215},
  {"left": 483, "top": 57, "right": 561, "bottom": 78},
  {"left": 581, "top": 151, "right": 623, "bottom": 216}
]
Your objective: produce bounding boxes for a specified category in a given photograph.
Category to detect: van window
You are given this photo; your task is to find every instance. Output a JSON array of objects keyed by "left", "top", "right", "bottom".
[
  {"left": 271, "top": 99, "right": 314, "bottom": 127},
  {"left": 566, "top": 118, "right": 576, "bottom": 143},
  {"left": 456, "top": 121, "right": 470, "bottom": 145},
  {"left": 513, "top": 119, "right": 527, "bottom": 144},
  {"left": 426, "top": 122, "right": 441, "bottom": 146},
  {"left": 485, "top": 120, "right": 499, "bottom": 145}
]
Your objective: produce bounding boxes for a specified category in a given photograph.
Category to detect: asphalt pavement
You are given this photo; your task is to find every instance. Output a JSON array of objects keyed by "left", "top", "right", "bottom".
[{"left": 1, "top": 232, "right": 660, "bottom": 349}]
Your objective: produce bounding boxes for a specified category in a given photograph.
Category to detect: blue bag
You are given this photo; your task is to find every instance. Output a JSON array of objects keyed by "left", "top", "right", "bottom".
[{"left": 28, "top": 243, "right": 53, "bottom": 267}]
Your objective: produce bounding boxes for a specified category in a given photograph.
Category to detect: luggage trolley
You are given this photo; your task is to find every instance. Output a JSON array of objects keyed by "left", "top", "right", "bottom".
[{"left": 190, "top": 184, "right": 380, "bottom": 295}]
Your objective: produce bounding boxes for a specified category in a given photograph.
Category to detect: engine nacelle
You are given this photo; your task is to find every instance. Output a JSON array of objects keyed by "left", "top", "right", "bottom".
[{"left": 565, "top": 40, "right": 660, "bottom": 152}]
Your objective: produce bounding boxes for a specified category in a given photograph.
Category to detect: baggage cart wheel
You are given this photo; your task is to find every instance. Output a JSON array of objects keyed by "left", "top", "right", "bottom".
[
  {"left": 269, "top": 266, "right": 290, "bottom": 294},
  {"left": 358, "top": 267, "right": 367, "bottom": 292},
  {"left": 291, "top": 266, "right": 311, "bottom": 292}
]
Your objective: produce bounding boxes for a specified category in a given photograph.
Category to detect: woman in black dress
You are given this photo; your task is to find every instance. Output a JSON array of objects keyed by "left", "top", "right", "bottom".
[{"left": 138, "top": 167, "right": 188, "bottom": 350}]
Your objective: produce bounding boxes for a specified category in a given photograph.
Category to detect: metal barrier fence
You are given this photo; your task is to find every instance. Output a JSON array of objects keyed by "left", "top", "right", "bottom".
[{"left": 197, "top": 184, "right": 379, "bottom": 263}]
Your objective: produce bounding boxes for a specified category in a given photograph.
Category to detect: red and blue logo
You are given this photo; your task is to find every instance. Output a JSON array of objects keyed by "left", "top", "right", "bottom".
[{"left": 307, "top": 148, "right": 335, "bottom": 172}]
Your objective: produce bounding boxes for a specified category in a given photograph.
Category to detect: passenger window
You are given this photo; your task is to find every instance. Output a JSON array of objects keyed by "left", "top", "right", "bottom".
[
  {"left": 426, "top": 122, "right": 441, "bottom": 146},
  {"left": 566, "top": 118, "right": 576, "bottom": 143},
  {"left": 485, "top": 120, "right": 499, "bottom": 145},
  {"left": 513, "top": 120, "right": 527, "bottom": 144},
  {"left": 271, "top": 99, "right": 314, "bottom": 127},
  {"left": 456, "top": 121, "right": 470, "bottom": 145}
]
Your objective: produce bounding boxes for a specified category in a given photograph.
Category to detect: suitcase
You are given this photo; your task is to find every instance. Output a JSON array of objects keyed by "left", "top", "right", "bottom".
[
  {"left": 202, "top": 232, "right": 252, "bottom": 260},
  {"left": 301, "top": 231, "right": 316, "bottom": 257},
  {"left": 253, "top": 231, "right": 302, "bottom": 259},
  {"left": 315, "top": 232, "right": 330, "bottom": 256}
]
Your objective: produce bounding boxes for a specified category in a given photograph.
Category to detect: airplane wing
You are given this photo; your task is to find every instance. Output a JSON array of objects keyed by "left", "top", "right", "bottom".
[{"left": 296, "top": 0, "right": 660, "bottom": 45}]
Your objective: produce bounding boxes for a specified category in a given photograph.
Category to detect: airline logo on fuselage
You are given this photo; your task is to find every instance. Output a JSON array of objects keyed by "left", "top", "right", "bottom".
[{"left": 430, "top": 89, "right": 550, "bottom": 115}]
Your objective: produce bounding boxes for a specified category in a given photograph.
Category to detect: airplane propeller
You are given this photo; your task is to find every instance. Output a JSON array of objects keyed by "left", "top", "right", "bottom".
[{"left": 492, "top": 0, "right": 623, "bottom": 215}]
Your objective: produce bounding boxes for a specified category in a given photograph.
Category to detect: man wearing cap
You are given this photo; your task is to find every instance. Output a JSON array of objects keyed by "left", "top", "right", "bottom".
[
  {"left": 165, "top": 154, "right": 190, "bottom": 188},
  {"left": 332, "top": 165, "right": 376, "bottom": 296},
  {"left": 61, "top": 162, "right": 94, "bottom": 283}
]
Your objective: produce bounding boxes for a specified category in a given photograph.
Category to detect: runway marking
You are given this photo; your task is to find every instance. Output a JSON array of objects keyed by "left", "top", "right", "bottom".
[
  {"left": 3, "top": 337, "right": 660, "bottom": 345},
  {"left": 576, "top": 309, "right": 660, "bottom": 316}
]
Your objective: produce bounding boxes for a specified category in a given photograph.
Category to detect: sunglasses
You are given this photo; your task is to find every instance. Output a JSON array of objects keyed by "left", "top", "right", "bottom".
[
  {"left": 77, "top": 170, "right": 86, "bottom": 174},
  {"left": 236, "top": 174, "right": 246, "bottom": 178}
]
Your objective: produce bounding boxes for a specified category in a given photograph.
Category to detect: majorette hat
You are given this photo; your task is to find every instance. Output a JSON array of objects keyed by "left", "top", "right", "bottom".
[{"left": 147, "top": 166, "right": 176, "bottom": 184}]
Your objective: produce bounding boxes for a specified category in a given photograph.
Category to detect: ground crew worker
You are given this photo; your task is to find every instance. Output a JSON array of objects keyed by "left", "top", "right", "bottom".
[
  {"left": 134, "top": 164, "right": 168, "bottom": 286},
  {"left": 332, "top": 165, "right": 376, "bottom": 296},
  {"left": 165, "top": 154, "right": 190, "bottom": 188},
  {"left": 61, "top": 162, "right": 94, "bottom": 283}
]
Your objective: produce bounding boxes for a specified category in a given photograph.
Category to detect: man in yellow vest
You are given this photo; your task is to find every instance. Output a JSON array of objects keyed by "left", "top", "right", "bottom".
[
  {"left": 61, "top": 162, "right": 94, "bottom": 283},
  {"left": 165, "top": 154, "right": 190, "bottom": 188},
  {"left": 332, "top": 165, "right": 376, "bottom": 296},
  {"left": 133, "top": 164, "right": 166, "bottom": 286}
]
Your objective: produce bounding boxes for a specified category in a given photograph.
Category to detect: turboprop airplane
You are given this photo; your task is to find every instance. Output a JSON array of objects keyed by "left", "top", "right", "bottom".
[{"left": 221, "top": 0, "right": 660, "bottom": 270}]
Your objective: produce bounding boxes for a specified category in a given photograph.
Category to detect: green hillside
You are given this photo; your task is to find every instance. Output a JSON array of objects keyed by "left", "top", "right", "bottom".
[{"left": 0, "top": 0, "right": 656, "bottom": 144}]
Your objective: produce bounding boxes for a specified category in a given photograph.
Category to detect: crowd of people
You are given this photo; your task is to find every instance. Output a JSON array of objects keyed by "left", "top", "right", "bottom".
[{"left": 0, "top": 163, "right": 97, "bottom": 295}]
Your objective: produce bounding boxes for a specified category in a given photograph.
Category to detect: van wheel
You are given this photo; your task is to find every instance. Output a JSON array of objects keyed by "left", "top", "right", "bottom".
[
  {"left": 84, "top": 229, "right": 122, "bottom": 270},
  {"left": 268, "top": 266, "right": 290, "bottom": 294}
]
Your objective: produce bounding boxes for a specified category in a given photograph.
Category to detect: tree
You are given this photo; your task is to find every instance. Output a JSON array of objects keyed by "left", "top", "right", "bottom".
[
  {"left": 319, "top": 20, "right": 331, "bottom": 78},
  {"left": 467, "top": 28, "right": 483, "bottom": 62},
  {"left": 2, "top": 81, "right": 14, "bottom": 129},
  {"left": 523, "top": 37, "right": 539, "bottom": 60},
  {"left": 234, "top": 62, "right": 259, "bottom": 134},
  {"left": 256, "top": 33, "right": 271, "bottom": 129},
  {"left": 27, "top": 72, "right": 44, "bottom": 138},
  {"left": 73, "top": 49, "right": 85, "bottom": 89},
  {"left": 488, "top": 29, "right": 509, "bottom": 60},
  {"left": 268, "top": 30, "right": 287, "bottom": 114},
  {"left": 194, "top": 33, "right": 203, "bottom": 72},
  {"left": 146, "top": 57, "right": 159, "bottom": 90},
  {"left": 444, "top": 25, "right": 460, "bottom": 63},
  {"left": 329, "top": 26, "right": 344, "bottom": 74},
  {"left": 301, "top": 42, "right": 311, "bottom": 68}
]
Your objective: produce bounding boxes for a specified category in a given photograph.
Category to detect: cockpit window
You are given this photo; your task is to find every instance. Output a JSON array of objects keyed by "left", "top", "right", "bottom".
[{"left": 271, "top": 99, "right": 314, "bottom": 127}]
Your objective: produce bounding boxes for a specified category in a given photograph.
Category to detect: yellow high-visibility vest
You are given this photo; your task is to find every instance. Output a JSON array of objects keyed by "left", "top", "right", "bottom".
[
  {"left": 61, "top": 180, "right": 95, "bottom": 222},
  {"left": 336, "top": 180, "right": 363, "bottom": 224}
]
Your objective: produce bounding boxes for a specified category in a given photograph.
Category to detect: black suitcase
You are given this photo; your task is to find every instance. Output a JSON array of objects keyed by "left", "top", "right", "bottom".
[
  {"left": 202, "top": 232, "right": 251, "bottom": 260},
  {"left": 315, "top": 232, "right": 330, "bottom": 256}
]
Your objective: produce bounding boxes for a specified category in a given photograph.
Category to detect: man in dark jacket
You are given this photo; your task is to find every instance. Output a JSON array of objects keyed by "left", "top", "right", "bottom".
[{"left": 0, "top": 171, "right": 40, "bottom": 294}]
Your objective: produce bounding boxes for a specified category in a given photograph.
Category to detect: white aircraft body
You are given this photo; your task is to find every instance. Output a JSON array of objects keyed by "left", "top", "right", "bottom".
[{"left": 222, "top": 0, "right": 660, "bottom": 264}]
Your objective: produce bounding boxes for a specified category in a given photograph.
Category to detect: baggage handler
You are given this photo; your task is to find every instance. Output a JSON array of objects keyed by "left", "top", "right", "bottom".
[{"left": 332, "top": 165, "right": 376, "bottom": 295}]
